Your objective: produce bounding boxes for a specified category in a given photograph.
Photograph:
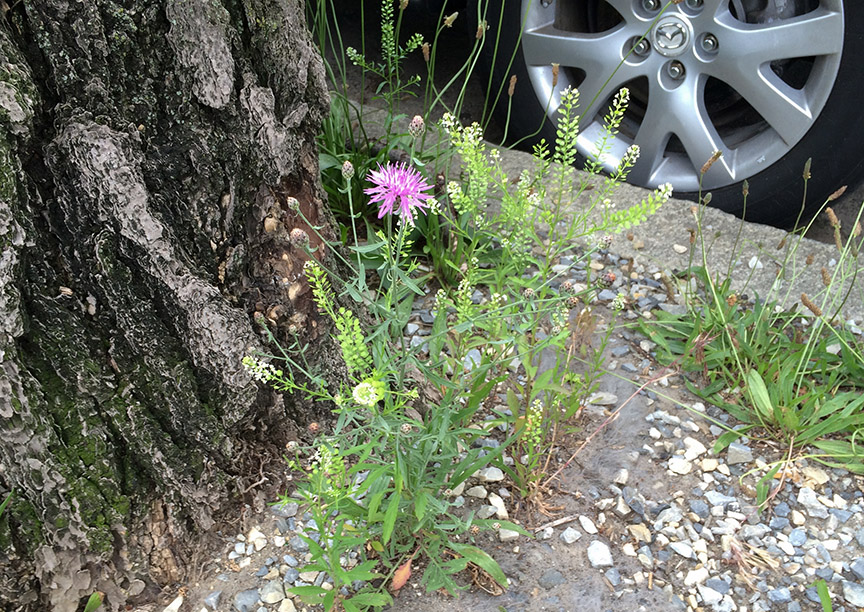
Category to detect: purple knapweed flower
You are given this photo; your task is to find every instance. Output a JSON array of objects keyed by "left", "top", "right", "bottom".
[{"left": 364, "top": 162, "right": 434, "bottom": 225}]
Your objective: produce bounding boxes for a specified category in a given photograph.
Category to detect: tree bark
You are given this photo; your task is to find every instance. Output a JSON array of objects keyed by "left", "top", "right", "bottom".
[{"left": 0, "top": 1, "right": 342, "bottom": 609}]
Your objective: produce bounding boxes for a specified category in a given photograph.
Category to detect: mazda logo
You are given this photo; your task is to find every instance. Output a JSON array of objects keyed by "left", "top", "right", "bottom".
[{"left": 652, "top": 18, "right": 691, "bottom": 56}]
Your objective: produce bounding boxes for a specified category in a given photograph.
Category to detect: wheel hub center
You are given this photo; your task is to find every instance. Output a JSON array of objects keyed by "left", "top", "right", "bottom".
[{"left": 652, "top": 15, "right": 692, "bottom": 57}]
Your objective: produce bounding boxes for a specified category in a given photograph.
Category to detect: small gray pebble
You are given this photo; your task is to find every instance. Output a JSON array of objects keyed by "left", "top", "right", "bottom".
[
  {"left": 232, "top": 589, "right": 260, "bottom": 612},
  {"left": 774, "top": 501, "right": 791, "bottom": 517},
  {"left": 289, "top": 535, "right": 309, "bottom": 552},
  {"left": 788, "top": 528, "right": 807, "bottom": 547},
  {"left": 769, "top": 517, "right": 790, "bottom": 529},
  {"left": 271, "top": 502, "right": 299, "bottom": 518},
  {"left": 767, "top": 587, "right": 792, "bottom": 603},
  {"left": 538, "top": 568, "right": 567, "bottom": 589},
  {"left": 204, "top": 591, "right": 222, "bottom": 610}
]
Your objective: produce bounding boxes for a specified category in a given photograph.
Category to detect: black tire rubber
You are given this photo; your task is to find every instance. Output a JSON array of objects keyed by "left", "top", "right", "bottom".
[{"left": 475, "top": 1, "right": 864, "bottom": 226}]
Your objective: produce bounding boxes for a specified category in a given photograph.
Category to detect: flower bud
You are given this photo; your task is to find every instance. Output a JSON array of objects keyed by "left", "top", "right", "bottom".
[
  {"left": 508, "top": 75, "right": 517, "bottom": 97},
  {"left": 443, "top": 12, "right": 458, "bottom": 27},
  {"left": 341, "top": 160, "right": 355, "bottom": 180},
  {"left": 289, "top": 228, "right": 310, "bottom": 249},
  {"left": 408, "top": 115, "right": 425, "bottom": 138}
]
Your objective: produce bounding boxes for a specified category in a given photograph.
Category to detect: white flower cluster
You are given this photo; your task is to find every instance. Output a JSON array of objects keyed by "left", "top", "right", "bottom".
[
  {"left": 242, "top": 356, "right": 282, "bottom": 383},
  {"left": 352, "top": 381, "right": 381, "bottom": 407},
  {"left": 620, "top": 144, "right": 641, "bottom": 171}
]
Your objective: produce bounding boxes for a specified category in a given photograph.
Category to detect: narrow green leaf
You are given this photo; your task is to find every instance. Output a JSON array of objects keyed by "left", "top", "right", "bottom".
[
  {"left": 814, "top": 578, "right": 833, "bottom": 612},
  {"left": 0, "top": 491, "right": 12, "bottom": 517},
  {"left": 83, "top": 592, "right": 103, "bottom": 612},
  {"left": 746, "top": 369, "right": 773, "bottom": 420},
  {"left": 713, "top": 430, "right": 742, "bottom": 454},
  {"left": 448, "top": 542, "right": 509, "bottom": 587},
  {"left": 382, "top": 493, "right": 401, "bottom": 545},
  {"left": 414, "top": 490, "right": 429, "bottom": 523}
]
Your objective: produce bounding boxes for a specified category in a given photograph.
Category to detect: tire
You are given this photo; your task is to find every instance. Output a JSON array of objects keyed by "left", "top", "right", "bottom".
[{"left": 476, "top": 0, "right": 864, "bottom": 225}]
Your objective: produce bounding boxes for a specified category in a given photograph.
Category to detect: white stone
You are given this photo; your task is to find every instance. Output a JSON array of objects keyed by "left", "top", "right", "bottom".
[
  {"left": 278, "top": 600, "right": 297, "bottom": 612},
  {"left": 560, "top": 526, "right": 581, "bottom": 544},
  {"left": 298, "top": 570, "right": 319, "bottom": 582},
  {"left": 476, "top": 467, "right": 505, "bottom": 482},
  {"left": 700, "top": 458, "right": 718, "bottom": 472},
  {"left": 260, "top": 580, "right": 285, "bottom": 604},
  {"left": 668, "top": 456, "right": 692, "bottom": 475},
  {"left": 673, "top": 244, "right": 688, "bottom": 254},
  {"left": 579, "top": 515, "right": 598, "bottom": 534},
  {"left": 465, "top": 485, "right": 487, "bottom": 498},
  {"left": 669, "top": 541, "right": 694, "bottom": 559},
  {"left": 698, "top": 585, "right": 723, "bottom": 605},
  {"left": 163, "top": 596, "right": 183, "bottom": 612},
  {"left": 628, "top": 524, "right": 652, "bottom": 543},
  {"left": 683, "top": 437, "right": 708, "bottom": 460},
  {"left": 498, "top": 528, "right": 520, "bottom": 542},
  {"left": 613, "top": 469, "right": 629, "bottom": 485},
  {"left": 684, "top": 567, "right": 710, "bottom": 586},
  {"left": 791, "top": 510, "right": 806, "bottom": 525},
  {"left": 488, "top": 492, "right": 509, "bottom": 519},
  {"left": 587, "top": 392, "right": 618, "bottom": 405},
  {"left": 587, "top": 541, "right": 614, "bottom": 567}
]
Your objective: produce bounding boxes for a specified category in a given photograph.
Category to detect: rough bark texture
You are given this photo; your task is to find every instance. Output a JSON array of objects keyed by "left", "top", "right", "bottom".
[{"left": 0, "top": 1, "right": 342, "bottom": 609}]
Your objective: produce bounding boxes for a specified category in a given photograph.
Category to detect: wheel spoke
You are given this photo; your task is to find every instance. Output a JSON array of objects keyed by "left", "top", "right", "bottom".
[
  {"left": 521, "top": 24, "right": 628, "bottom": 73},
  {"left": 670, "top": 79, "right": 734, "bottom": 183},
  {"left": 629, "top": 102, "right": 672, "bottom": 185},
  {"left": 715, "top": 8, "right": 843, "bottom": 64},
  {"left": 707, "top": 64, "right": 813, "bottom": 145}
]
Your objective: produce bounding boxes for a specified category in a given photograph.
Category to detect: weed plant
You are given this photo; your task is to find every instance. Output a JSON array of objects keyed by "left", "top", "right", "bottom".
[
  {"left": 644, "top": 162, "right": 864, "bottom": 476},
  {"left": 240, "top": 2, "right": 677, "bottom": 609}
]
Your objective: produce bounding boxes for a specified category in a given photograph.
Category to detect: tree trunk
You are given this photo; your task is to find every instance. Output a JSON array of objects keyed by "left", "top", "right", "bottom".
[{"left": 0, "top": 1, "right": 342, "bottom": 609}]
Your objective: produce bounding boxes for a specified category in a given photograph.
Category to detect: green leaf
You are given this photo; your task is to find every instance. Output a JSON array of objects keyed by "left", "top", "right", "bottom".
[
  {"left": 756, "top": 464, "right": 782, "bottom": 510},
  {"left": 368, "top": 490, "right": 386, "bottom": 523},
  {"left": 319, "top": 153, "right": 341, "bottom": 171},
  {"left": 0, "top": 491, "right": 12, "bottom": 517},
  {"left": 382, "top": 492, "right": 401, "bottom": 545},
  {"left": 323, "top": 589, "right": 336, "bottom": 611},
  {"left": 813, "top": 578, "right": 833, "bottom": 612},
  {"left": 414, "top": 490, "right": 429, "bottom": 523},
  {"left": 447, "top": 542, "right": 509, "bottom": 588},
  {"left": 712, "top": 430, "right": 742, "bottom": 454},
  {"left": 287, "top": 585, "right": 328, "bottom": 602},
  {"left": 343, "top": 560, "right": 384, "bottom": 582},
  {"left": 83, "top": 592, "right": 103, "bottom": 612},
  {"left": 746, "top": 369, "right": 773, "bottom": 421},
  {"left": 347, "top": 592, "right": 393, "bottom": 606}
]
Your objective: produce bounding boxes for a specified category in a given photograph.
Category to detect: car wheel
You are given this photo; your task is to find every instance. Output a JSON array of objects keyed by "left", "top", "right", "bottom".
[{"left": 477, "top": 0, "right": 864, "bottom": 225}]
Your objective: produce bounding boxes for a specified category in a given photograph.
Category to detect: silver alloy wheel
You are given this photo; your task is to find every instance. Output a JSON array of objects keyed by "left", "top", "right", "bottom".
[{"left": 519, "top": 0, "right": 844, "bottom": 192}]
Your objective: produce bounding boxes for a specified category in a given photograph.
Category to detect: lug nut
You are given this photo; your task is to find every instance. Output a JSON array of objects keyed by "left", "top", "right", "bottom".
[
  {"left": 701, "top": 34, "right": 719, "bottom": 52},
  {"left": 685, "top": 0, "right": 703, "bottom": 8},
  {"left": 666, "top": 61, "right": 685, "bottom": 80},
  {"left": 632, "top": 39, "right": 651, "bottom": 56},
  {"left": 642, "top": 0, "right": 660, "bottom": 11}
]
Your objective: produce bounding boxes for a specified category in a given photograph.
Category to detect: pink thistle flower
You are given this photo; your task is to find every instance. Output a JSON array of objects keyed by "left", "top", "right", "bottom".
[{"left": 364, "top": 162, "right": 434, "bottom": 225}]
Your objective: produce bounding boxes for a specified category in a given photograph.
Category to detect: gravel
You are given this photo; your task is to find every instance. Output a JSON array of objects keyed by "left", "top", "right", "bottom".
[{"left": 179, "top": 243, "right": 864, "bottom": 612}]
